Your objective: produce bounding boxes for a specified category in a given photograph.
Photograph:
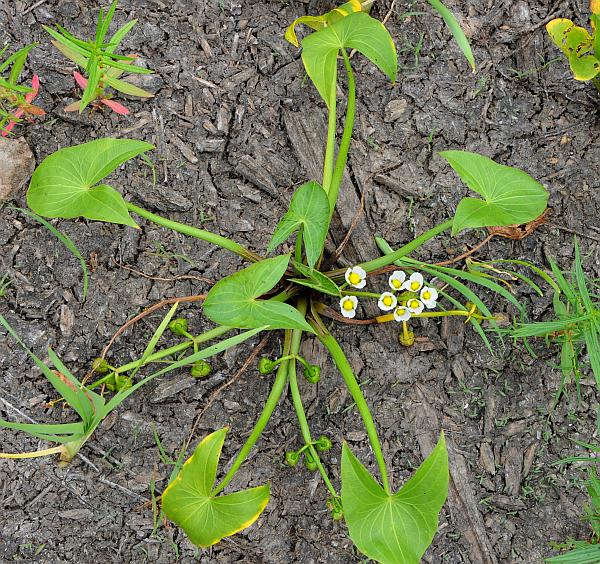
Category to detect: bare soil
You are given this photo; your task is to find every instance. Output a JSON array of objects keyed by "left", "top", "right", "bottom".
[{"left": 1, "top": 0, "right": 600, "bottom": 562}]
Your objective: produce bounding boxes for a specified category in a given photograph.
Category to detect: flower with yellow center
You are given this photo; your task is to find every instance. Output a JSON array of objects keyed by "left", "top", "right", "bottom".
[
  {"left": 403, "top": 272, "right": 424, "bottom": 293},
  {"left": 406, "top": 298, "right": 424, "bottom": 315},
  {"left": 339, "top": 295, "right": 358, "bottom": 318},
  {"left": 388, "top": 270, "right": 406, "bottom": 291},
  {"left": 345, "top": 266, "right": 367, "bottom": 289},
  {"left": 420, "top": 286, "right": 438, "bottom": 309},
  {"left": 393, "top": 305, "right": 411, "bottom": 322},
  {"left": 377, "top": 291, "right": 397, "bottom": 312}
]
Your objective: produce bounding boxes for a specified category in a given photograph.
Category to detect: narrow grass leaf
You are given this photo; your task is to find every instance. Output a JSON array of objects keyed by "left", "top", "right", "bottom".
[{"left": 427, "top": 0, "right": 475, "bottom": 70}]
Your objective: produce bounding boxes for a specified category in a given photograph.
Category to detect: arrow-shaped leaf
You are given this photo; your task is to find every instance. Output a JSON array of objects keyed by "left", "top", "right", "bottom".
[
  {"left": 162, "top": 428, "right": 270, "bottom": 547},
  {"left": 27, "top": 138, "right": 154, "bottom": 227},
  {"left": 301, "top": 11, "right": 397, "bottom": 108},
  {"left": 268, "top": 181, "right": 329, "bottom": 268},
  {"left": 440, "top": 151, "right": 548, "bottom": 236},
  {"left": 203, "top": 255, "right": 314, "bottom": 332},
  {"left": 342, "top": 433, "right": 449, "bottom": 564}
]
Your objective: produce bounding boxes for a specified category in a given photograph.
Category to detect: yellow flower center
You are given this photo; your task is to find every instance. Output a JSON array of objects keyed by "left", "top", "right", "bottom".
[
  {"left": 410, "top": 281, "right": 420, "bottom": 291},
  {"left": 342, "top": 299, "right": 354, "bottom": 311},
  {"left": 396, "top": 307, "right": 406, "bottom": 315},
  {"left": 349, "top": 272, "right": 361, "bottom": 285},
  {"left": 383, "top": 295, "right": 393, "bottom": 307},
  {"left": 409, "top": 299, "right": 420, "bottom": 309},
  {"left": 423, "top": 291, "right": 431, "bottom": 300},
  {"left": 391, "top": 279, "right": 401, "bottom": 289}
]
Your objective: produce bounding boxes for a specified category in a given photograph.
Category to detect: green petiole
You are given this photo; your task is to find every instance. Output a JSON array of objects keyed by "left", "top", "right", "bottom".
[
  {"left": 212, "top": 331, "right": 292, "bottom": 495},
  {"left": 317, "top": 328, "right": 390, "bottom": 494},
  {"left": 126, "top": 202, "right": 262, "bottom": 263}
]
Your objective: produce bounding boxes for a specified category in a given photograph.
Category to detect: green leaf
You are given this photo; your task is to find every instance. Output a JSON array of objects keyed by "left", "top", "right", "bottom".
[
  {"left": 203, "top": 255, "right": 314, "bottom": 332},
  {"left": 440, "top": 151, "right": 548, "bottom": 236},
  {"left": 268, "top": 181, "right": 329, "bottom": 268},
  {"left": 103, "top": 75, "right": 154, "bottom": 97},
  {"left": 162, "top": 428, "right": 270, "bottom": 547},
  {"left": 301, "top": 11, "right": 397, "bottom": 108},
  {"left": 27, "top": 138, "right": 154, "bottom": 227},
  {"left": 427, "top": 0, "right": 475, "bottom": 70},
  {"left": 545, "top": 543, "right": 600, "bottom": 563},
  {"left": 290, "top": 261, "right": 341, "bottom": 297},
  {"left": 342, "top": 433, "right": 449, "bottom": 564},
  {"left": 546, "top": 19, "right": 600, "bottom": 81}
]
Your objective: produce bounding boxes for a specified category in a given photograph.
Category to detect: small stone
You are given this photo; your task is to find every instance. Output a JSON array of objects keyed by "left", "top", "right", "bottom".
[{"left": 0, "top": 137, "right": 35, "bottom": 202}]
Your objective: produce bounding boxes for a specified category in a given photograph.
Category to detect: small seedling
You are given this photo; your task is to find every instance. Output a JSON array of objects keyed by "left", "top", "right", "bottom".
[
  {"left": 546, "top": 0, "right": 600, "bottom": 92},
  {"left": 44, "top": 0, "right": 154, "bottom": 114},
  {"left": 0, "top": 44, "right": 44, "bottom": 136}
]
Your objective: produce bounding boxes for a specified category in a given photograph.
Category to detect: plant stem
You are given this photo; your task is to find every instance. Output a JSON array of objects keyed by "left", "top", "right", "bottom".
[
  {"left": 376, "top": 310, "right": 492, "bottom": 323},
  {"left": 115, "top": 325, "right": 231, "bottom": 374},
  {"left": 288, "top": 303, "right": 339, "bottom": 500},
  {"left": 342, "top": 290, "right": 381, "bottom": 299},
  {"left": 327, "top": 49, "right": 356, "bottom": 216},
  {"left": 126, "top": 202, "right": 261, "bottom": 262},
  {"left": 322, "top": 79, "right": 338, "bottom": 192},
  {"left": 326, "top": 219, "right": 454, "bottom": 279},
  {"left": 317, "top": 329, "right": 390, "bottom": 494},
  {"left": 212, "top": 331, "right": 292, "bottom": 495}
]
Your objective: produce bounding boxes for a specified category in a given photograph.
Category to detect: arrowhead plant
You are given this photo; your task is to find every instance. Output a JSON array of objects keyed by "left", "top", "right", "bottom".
[{"left": 0, "top": 3, "right": 555, "bottom": 562}]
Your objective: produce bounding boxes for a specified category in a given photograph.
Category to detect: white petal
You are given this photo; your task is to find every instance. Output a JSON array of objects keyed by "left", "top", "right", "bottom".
[
  {"left": 354, "top": 279, "right": 366, "bottom": 289},
  {"left": 422, "top": 298, "right": 437, "bottom": 309},
  {"left": 341, "top": 308, "right": 356, "bottom": 318},
  {"left": 353, "top": 266, "right": 367, "bottom": 278},
  {"left": 393, "top": 307, "right": 411, "bottom": 322},
  {"left": 344, "top": 268, "right": 353, "bottom": 286}
]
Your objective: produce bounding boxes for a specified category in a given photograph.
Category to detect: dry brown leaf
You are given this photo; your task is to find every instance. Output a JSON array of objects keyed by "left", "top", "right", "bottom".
[{"left": 486, "top": 209, "right": 550, "bottom": 240}]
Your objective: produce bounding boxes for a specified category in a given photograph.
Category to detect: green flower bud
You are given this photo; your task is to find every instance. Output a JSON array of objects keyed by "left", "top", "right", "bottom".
[
  {"left": 285, "top": 451, "right": 300, "bottom": 467},
  {"left": 92, "top": 357, "right": 111, "bottom": 374},
  {"left": 314, "top": 435, "right": 333, "bottom": 452},
  {"left": 258, "top": 357, "right": 276, "bottom": 374},
  {"left": 105, "top": 373, "right": 117, "bottom": 392},
  {"left": 304, "top": 452, "right": 318, "bottom": 472},
  {"left": 190, "top": 360, "right": 211, "bottom": 378},
  {"left": 168, "top": 318, "right": 189, "bottom": 337},
  {"left": 327, "top": 496, "right": 343, "bottom": 521},
  {"left": 115, "top": 375, "right": 132, "bottom": 391},
  {"left": 303, "top": 364, "right": 321, "bottom": 384},
  {"left": 399, "top": 329, "right": 415, "bottom": 347}
]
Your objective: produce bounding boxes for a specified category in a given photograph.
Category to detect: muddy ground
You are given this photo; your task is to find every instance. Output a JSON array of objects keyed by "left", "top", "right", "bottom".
[{"left": 1, "top": 0, "right": 600, "bottom": 562}]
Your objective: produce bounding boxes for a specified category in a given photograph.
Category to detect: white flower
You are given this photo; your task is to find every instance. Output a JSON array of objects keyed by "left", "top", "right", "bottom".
[
  {"left": 420, "top": 286, "right": 438, "bottom": 309},
  {"left": 403, "top": 272, "right": 424, "bottom": 293},
  {"left": 345, "top": 266, "right": 367, "bottom": 289},
  {"left": 340, "top": 295, "right": 359, "bottom": 318},
  {"left": 393, "top": 306, "right": 411, "bottom": 322},
  {"left": 388, "top": 270, "right": 406, "bottom": 291},
  {"left": 377, "top": 292, "right": 397, "bottom": 312},
  {"left": 406, "top": 297, "right": 424, "bottom": 315}
]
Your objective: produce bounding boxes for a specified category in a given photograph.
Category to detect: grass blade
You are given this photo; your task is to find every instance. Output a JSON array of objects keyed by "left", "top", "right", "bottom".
[{"left": 427, "top": 0, "right": 475, "bottom": 71}]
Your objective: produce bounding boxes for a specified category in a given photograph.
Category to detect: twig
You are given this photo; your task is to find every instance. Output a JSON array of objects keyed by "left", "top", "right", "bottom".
[
  {"left": 112, "top": 259, "right": 214, "bottom": 284},
  {"left": 23, "top": 0, "right": 49, "bottom": 15},
  {"left": 554, "top": 225, "right": 600, "bottom": 244},
  {"left": 434, "top": 234, "right": 495, "bottom": 267},
  {"left": 183, "top": 334, "right": 271, "bottom": 452},
  {"left": 325, "top": 191, "right": 366, "bottom": 268}
]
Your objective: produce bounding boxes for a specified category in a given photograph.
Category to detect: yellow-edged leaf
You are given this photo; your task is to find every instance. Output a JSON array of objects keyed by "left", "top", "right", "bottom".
[{"left": 162, "top": 428, "right": 270, "bottom": 548}]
